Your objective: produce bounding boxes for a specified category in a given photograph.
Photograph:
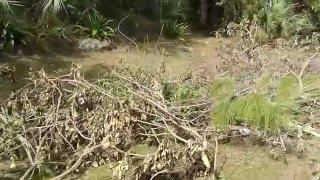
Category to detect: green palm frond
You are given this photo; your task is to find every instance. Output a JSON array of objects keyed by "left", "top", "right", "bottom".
[
  {"left": 259, "top": 0, "right": 313, "bottom": 37},
  {"left": 74, "top": 9, "right": 114, "bottom": 39},
  {"left": 163, "top": 20, "right": 189, "bottom": 39},
  {"left": 0, "top": 0, "right": 22, "bottom": 13}
]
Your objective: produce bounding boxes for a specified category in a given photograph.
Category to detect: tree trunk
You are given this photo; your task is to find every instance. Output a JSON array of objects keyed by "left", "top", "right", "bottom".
[{"left": 200, "top": 0, "right": 208, "bottom": 25}]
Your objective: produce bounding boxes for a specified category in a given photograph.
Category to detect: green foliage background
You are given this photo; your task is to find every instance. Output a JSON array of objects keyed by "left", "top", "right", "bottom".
[{"left": 0, "top": 0, "right": 319, "bottom": 51}]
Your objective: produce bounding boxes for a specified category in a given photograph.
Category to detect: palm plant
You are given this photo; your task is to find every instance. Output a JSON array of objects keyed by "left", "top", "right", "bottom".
[
  {"left": 0, "top": 0, "right": 10, "bottom": 12},
  {"left": 42, "top": 0, "right": 65, "bottom": 13},
  {"left": 0, "top": 0, "right": 23, "bottom": 17},
  {"left": 0, "top": 0, "right": 22, "bottom": 9},
  {"left": 163, "top": 20, "right": 189, "bottom": 39},
  {"left": 1, "top": 0, "right": 65, "bottom": 14},
  {"left": 74, "top": 9, "right": 114, "bottom": 40},
  {"left": 258, "top": 0, "right": 313, "bottom": 37},
  {"left": 309, "top": 0, "right": 320, "bottom": 27},
  {"left": 218, "top": 0, "right": 316, "bottom": 37},
  {"left": 0, "top": 21, "right": 28, "bottom": 51}
]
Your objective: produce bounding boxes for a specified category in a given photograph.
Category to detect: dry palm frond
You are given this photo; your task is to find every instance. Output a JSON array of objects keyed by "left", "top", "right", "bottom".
[{"left": 42, "top": 0, "right": 64, "bottom": 13}]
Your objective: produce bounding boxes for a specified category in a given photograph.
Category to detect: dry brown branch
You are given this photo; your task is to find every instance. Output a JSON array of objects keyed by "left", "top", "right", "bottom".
[
  {"left": 117, "top": 15, "right": 140, "bottom": 54},
  {"left": 50, "top": 144, "right": 103, "bottom": 180},
  {"left": 290, "top": 53, "right": 318, "bottom": 95},
  {"left": 150, "top": 169, "right": 169, "bottom": 180},
  {"left": 0, "top": 66, "right": 215, "bottom": 179}
]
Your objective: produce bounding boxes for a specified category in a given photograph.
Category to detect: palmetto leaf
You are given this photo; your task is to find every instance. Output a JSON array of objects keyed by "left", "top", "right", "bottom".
[
  {"left": 0, "top": 0, "right": 22, "bottom": 12},
  {"left": 43, "top": 0, "right": 64, "bottom": 13}
]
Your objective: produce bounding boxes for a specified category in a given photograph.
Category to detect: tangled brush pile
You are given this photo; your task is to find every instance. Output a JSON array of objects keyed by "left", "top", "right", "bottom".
[{"left": 0, "top": 66, "right": 215, "bottom": 179}]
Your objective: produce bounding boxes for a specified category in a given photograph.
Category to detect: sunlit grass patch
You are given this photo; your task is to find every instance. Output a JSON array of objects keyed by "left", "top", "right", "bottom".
[
  {"left": 275, "top": 76, "right": 299, "bottom": 109},
  {"left": 163, "top": 81, "right": 206, "bottom": 103},
  {"left": 211, "top": 77, "right": 235, "bottom": 101},
  {"left": 211, "top": 76, "right": 301, "bottom": 131},
  {"left": 212, "top": 73, "right": 320, "bottom": 132},
  {"left": 213, "top": 93, "right": 290, "bottom": 131}
]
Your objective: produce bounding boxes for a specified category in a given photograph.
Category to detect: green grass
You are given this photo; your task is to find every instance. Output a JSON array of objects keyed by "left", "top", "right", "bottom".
[
  {"left": 211, "top": 77, "right": 235, "bottom": 101},
  {"left": 163, "top": 81, "right": 204, "bottom": 103},
  {"left": 213, "top": 93, "right": 289, "bottom": 131},
  {"left": 211, "top": 76, "right": 298, "bottom": 131},
  {"left": 301, "top": 74, "right": 320, "bottom": 98},
  {"left": 275, "top": 76, "right": 299, "bottom": 108},
  {"left": 163, "top": 20, "right": 189, "bottom": 39},
  {"left": 212, "top": 74, "right": 320, "bottom": 132}
]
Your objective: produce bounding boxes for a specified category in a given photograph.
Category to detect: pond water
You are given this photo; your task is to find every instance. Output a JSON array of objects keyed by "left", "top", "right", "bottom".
[
  {"left": 0, "top": 55, "right": 72, "bottom": 100},
  {"left": 0, "top": 37, "right": 220, "bottom": 100}
]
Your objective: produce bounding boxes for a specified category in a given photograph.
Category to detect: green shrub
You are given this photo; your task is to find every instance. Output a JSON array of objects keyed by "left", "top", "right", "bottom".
[
  {"left": 219, "top": 0, "right": 315, "bottom": 38},
  {"left": 163, "top": 20, "right": 189, "bottom": 39},
  {"left": 310, "top": 0, "right": 320, "bottom": 28},
  {"left": 28, "top": 24, "right": 68, "bottom": 41},
  {"left": 258, "top": 0, "right": 314, "bottom": 37},
  {"left": 163, "top": 82, "right": 203, "bottom": 103},
  {"left": 0, "top": 21, "right": 28, "bottom": 51},
  {"left": 75, "top": 9, "right": 114, "bottom": 40}
]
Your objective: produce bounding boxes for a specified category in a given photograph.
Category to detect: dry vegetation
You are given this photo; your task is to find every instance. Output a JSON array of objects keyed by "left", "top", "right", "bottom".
[
  {"left": 0, "top": 65, "right": 216, "bottom": 179},
  {"left": 0, "top": 1, "right": 320, "bottom": 178},
  {"left": 1, "top": 40, "right": 320, "bottom": 179}
]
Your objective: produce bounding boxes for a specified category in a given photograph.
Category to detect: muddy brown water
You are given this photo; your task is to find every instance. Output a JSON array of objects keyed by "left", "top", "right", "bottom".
[
  {"left": 0, "top": 55, "right": 72, "bottom": 100},
  {"left": 0, "top": 37, "right": 220, "bottom": 100}
]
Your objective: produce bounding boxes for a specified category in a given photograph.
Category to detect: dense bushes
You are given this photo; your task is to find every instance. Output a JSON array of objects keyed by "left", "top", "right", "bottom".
[
  {"left": 0, "top": 0, "right": 116, "bottom": 53},
  {"left": 258, "top": 0, "right": 313, "bottom": 37},
  {"left": 0, "top": 0, "right": 195, "bottom": 53},
  {"left": 0, "top": 0, "right": 319, "bottom": 53},
  {"left": 74, "top": 9, "right": 115, "bottom": 40},
  {"left": 218, "top": 0, "right": 319, "bottom": 38}
]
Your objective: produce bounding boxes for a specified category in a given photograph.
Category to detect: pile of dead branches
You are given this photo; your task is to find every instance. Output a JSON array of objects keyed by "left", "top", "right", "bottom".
[
  {"left": 0, "top": 66, "right": 216, "bottom": 179},
  {"left": 0, "top": 64, "right": 15, "bottom": 84}
]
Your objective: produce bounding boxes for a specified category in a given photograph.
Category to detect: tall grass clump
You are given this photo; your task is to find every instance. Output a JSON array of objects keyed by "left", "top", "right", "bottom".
[
  {"left": 163, "top": 20, "right": 189, "bottom": 39},
  {"left": 75, "top": 9, "right": 115, "bottom": 40},
  {"left": 213, "top": 94, "right": 288, "bottom": 131},
  {"left": 159, "top": 0, "right": 192, "bottom": 39},
  {"left": 211, "top": 77, "right": 300, "bottom": 132}
]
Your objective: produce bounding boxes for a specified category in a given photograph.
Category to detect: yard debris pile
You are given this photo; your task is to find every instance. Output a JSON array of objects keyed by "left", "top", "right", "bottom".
[
  {"left": 0, "top": 66, "right": 217, "bottom": 179},
  {"left": 216, "top": 32, "right": 320, "bottom": 81},
  {"left": 0, "top": 48, "right": 319, "bottom": 179}
]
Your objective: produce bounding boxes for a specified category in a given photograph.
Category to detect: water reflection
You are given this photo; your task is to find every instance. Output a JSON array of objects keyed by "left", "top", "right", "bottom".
[{"left": 0, "top": 55, "right": 72, "bottom": 100}]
